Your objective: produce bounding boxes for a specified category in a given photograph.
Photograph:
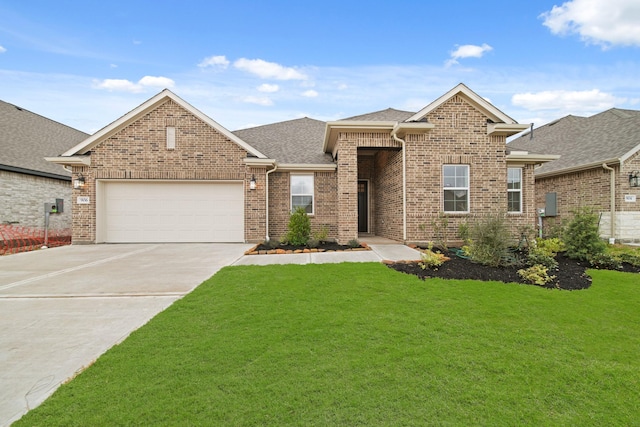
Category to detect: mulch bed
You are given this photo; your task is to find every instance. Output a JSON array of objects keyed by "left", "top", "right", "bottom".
[
  {"left": 388, "top": 249, "right": 640, "bottom": 291},
  {"left": 246, "top": 241, "right": 370, "bottom": 255}
]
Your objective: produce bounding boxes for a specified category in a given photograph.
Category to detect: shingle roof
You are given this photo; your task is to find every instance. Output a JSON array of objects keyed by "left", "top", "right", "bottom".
[
  {"left": 233, "top": 117, "right": 332, "bottom": 164},
  {"left": 341, "top": 108, "right": 415, "bottom": 122},
  {"left": 508, "top": 108, "right": 640, "bottom": 175},
  {"left": 0, "top": 100, "right": 88, "bottom": 178}
]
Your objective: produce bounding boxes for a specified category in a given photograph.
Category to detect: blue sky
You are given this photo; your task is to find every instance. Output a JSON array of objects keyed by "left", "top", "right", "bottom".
[{"left": 1, "top": 0, "right": 639, "bottom": 134}]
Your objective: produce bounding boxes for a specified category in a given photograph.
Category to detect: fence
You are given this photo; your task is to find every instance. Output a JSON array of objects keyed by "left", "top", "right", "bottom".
[{"left": 0, "top": 225, "right": 72, "bottom": 255}]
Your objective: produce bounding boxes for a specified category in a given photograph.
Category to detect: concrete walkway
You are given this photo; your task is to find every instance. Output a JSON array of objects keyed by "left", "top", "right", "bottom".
[
  {"left": 233, "top": 244, "right": 422, "bottom": 266},
  {"left": 0, "top": 243, "right": 252, "bottom": 427}
]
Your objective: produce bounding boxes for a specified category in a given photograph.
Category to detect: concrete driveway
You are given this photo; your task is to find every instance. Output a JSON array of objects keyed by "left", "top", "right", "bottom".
[{"left": 0, "top": 243, "right": 251, "bottom": 426}]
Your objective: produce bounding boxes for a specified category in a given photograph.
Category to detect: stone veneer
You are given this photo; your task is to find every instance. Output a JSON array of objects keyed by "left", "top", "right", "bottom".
[{"left": 0, "top": 170, "right": 71, "bottom": 230}]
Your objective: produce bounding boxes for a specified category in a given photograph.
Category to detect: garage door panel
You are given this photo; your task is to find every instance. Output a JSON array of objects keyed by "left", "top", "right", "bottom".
[{"left": 102, "top": 181, "right": 244, "bottom": 243}]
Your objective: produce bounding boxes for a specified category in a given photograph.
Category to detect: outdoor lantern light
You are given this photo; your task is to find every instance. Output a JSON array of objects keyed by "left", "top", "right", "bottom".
[
  {"left": 249, "top": 175, "right": 257, "bottom": 190},
  {"left": 73, "top": 173, "right": 86, "bottom": 189},
  {"left": 629, "top": 171, "right": 640, "bottom": 187}
]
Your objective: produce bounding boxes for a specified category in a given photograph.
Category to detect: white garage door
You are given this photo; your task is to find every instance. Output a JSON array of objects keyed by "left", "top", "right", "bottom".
[{"left": 101, "top": 181, "right": 244, "bottom": 243}]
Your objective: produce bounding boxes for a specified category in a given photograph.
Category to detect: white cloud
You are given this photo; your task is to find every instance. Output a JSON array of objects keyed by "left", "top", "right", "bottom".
[
  {"left": 541, "top": 0, "right": 640, "bottom": 47},
  {"left": 0, "top": 45, "right": 6, "bottom": 53},
  {"left": 198, "top": 55, "right": 230, "bottom": 69},
  {"left": 258, "top": 83, "right": 279, "bottom": 93},
  {"left": 242, "top": 96, "right": 273, "bottom": 106},
  {"left": 302, "top": 89, "right": 318, "bottom": 98},
  {"left": 94, "top": 75, "right": 175, "bottom": 93},
  {"left": 234, "top": 58, "right": 307, "bottom": 80},
  {"left": 511, "top": 89, "right": 624, "bottom": 112},
  {"left": 446, "top": 43, "right": 493, "bottom": 66}
]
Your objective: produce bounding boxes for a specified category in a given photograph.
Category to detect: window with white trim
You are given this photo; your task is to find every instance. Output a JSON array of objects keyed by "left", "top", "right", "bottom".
[
  {"left": 291, "top": 174, "right": 314, "bottom": 214},
  {"left": 443, "top": 165, "right": 469, "bottom": 212},
  {"left": 507, "top": 168, "right": 522, "bottom": 213}
]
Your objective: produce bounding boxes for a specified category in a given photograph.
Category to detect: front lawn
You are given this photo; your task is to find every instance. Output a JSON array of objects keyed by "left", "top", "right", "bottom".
[{"left": 15, "top": 263, "right": 640, "bottom": 426}]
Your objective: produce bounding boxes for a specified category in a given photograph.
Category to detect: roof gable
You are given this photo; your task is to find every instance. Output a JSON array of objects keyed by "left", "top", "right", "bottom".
[
  {"left": 61, "top": 89, "right": 266, "bottom": 159},
  {"left": 0, "top": 100, "right": 88, "bottom": 178},
  {"left": 406, "top": 83, "right": 519, "bottom": 125}
]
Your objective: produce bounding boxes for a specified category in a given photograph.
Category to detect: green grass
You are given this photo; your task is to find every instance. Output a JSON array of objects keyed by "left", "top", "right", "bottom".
[{"left": 15, "top": 263, "right": 640, "bottom": 426}]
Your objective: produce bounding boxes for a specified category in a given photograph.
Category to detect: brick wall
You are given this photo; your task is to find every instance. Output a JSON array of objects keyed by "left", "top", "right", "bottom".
[
  {"left": 407, "top": 96, "right": 536, "bottom": 243},
  {"left": 337, "top": 135, "right": 359, "bottom": 243},
  {"left": 0, "top": 170, "right": 71, "bottom": 230},
  {"left": 267, "top": 170, "right": 338, "bottom": 242},
  {"left": 537, "top": 158, "right": 640, "bottom": 241},
  {"left": 73, "top": 99, "right": 264, "bottom": 243},
  {"left": 374, "top": 150, "right": 403, "bottom": 240}
]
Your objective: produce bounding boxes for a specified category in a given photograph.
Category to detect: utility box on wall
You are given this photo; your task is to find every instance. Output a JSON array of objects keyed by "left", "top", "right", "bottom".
[
  {"left": 545, "top": 192, "right": 557, "bottom": 217},
  {"left": 55, "top": 198, "right": 64, "bottom": 213}
]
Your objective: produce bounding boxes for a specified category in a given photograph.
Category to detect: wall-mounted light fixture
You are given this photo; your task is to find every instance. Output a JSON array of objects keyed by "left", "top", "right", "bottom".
[
  {"left": 249, "top": 175, "right": 257, "bottom": 190},
  {"left": 73, "top": 173, "right": 86, "bottom": 189},
  {"left": 629, "top": 170, "right": 639, "bottom": 187}
]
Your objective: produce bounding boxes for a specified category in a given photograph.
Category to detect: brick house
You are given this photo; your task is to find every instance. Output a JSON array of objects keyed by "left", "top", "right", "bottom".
[
  {"left": 509, "top": 108, "right": 640, "bottom": 243},
  {"left": 47, "top": 83, "right": 553, "bottom": 244},
  {"left": 1, "top": 100, "right": 88, "bottom": 230}
]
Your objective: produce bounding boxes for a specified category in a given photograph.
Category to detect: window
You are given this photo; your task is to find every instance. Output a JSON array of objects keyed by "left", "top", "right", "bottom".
[
  {"left": 291, "top": 174, "right": 314, "bottom": 214},
  {"left": 507, "top": 168, "right": 522, "bottom": 213},
  {"left": 443, "top": 165, "right": 469, "bottom": 212}
]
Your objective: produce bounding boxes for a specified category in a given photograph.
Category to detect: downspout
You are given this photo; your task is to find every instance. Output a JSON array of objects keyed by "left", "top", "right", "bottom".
[
  {"left": 391, "top": 127, "right": 407, "bottom": 242},
  {"left": 602, "top": 163, "right": 616, "bottom": 243},
  {"left": 265, "top": 163, "right": 278, "bottom": 241}
]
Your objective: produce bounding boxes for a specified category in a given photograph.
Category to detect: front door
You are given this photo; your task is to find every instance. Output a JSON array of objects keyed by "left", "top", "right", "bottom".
[{"left": 358, "top": 180, "right": 368, "bottom": 233}]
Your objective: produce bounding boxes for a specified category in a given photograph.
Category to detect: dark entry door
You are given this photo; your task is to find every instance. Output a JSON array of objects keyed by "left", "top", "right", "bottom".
[{"left": 358, "top": 180, "right": 368, "bottom": 233}]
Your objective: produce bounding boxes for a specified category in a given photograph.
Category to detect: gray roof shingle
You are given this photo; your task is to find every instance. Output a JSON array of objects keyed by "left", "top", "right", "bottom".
[
  {"left": 0, "top": 100, "right": 88, "bottom": 178},
  {"left": 508, "top": 108, "right": 640, "bottom": 175},
  {"left": 234, "top": 117, "right": 332, "bottom": 164},
  {"left": 341, "top": 108, "right": 415, "bottom": 122},
  {"left": 234, "top": 109, "right": 416, "bottom": 165}
]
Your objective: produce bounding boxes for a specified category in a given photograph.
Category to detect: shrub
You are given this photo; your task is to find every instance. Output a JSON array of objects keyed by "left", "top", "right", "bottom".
[
  {"left": 419, "top": 243, "right": 450, "bottom": 270},
  {"left": 526, "top": 238, "right": 562, "bottom": 269},
  {"left": 536, "top": 237, "right": 565, "bottom": 254},
  {"left": 564, "top": 207, "right": 606, "bottom": 261},
  {"left": 312, "top": 226, "right": 329, "bottom": 243},
  {"left": 347, "top": 239, "right": 360, "bottom": 248},
  {"left": 617, "top": 252, "right": 640, "bottom": 267},
  {"left": 306, "top": 238, "right": 320, "bottom": 249},
  {"left": 466, "top": 213, "right": 515, "bottom": 267},
  {"left": 587, "top": 253, "right": 622, "bottom": 270},
  {"left": 285, "top": 207, "right": 311, "bottom": 246},
  {"left": 264, "top": 238, "right": 280, "bottom": 249},
  {"left": 518, "top": 264, "right": 556, "bottom": 286},
  {"left": 527, "top": 245, "right": 558, "bottom": 269}
]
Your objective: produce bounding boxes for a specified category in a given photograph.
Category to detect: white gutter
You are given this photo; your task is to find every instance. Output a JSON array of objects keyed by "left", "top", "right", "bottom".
[
  {"left": 391, "top": 129, "right": 407, "bottom": 242},
  {"left": 602, "top": 163, "right": 616, "bottom": 243},
  {"left": 265, "top": 163, "right": 278, "bottom": 241}
]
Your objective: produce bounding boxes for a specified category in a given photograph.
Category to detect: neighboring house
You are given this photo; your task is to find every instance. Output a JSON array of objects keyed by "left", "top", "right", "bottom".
[
  {"left": 509, "top": 108, "right": 640, "bottom": 243},
  {"left": 47, "top": 83, "right": 554, "bottom": 245},
  {"left": 0, "top": 100, "right": 88, "bottom": 229}
]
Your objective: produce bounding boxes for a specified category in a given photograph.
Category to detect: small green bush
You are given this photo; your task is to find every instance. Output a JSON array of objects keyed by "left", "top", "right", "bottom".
[
  {"left": 518, "top": 264, "right": 556, "bottom": 286},
  {"left": 466, "top": 214, "right": 514, "bottom": 267},
  {"left": 285, "top": 207, "right": 311, "bottom": 246},
  {"left": 264, "top": 238, "right": 280, "bottom": 249},
  {"left": 588, "top": 253, "right": 622, "bottom": 270},
  {"left": 306, "top": 238, "right": 320, "bottom": 249},
  {"left": 347, "top": 239, "right": 360, "bottom": 248},
  {"left": 419, "top": 243, "right": 450, "bottom": 270},
  {"left": 312, "top": 226, "right": 329, "bottom": 243},
  {"left": 617, "top": 252, "right": 640, "bottom": 267},
  {"left": 564, "top": 207, "right": 606, "bottom": 261},
  {"left": 536, "top": 237, "right": 565, "bottom": 254}
]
